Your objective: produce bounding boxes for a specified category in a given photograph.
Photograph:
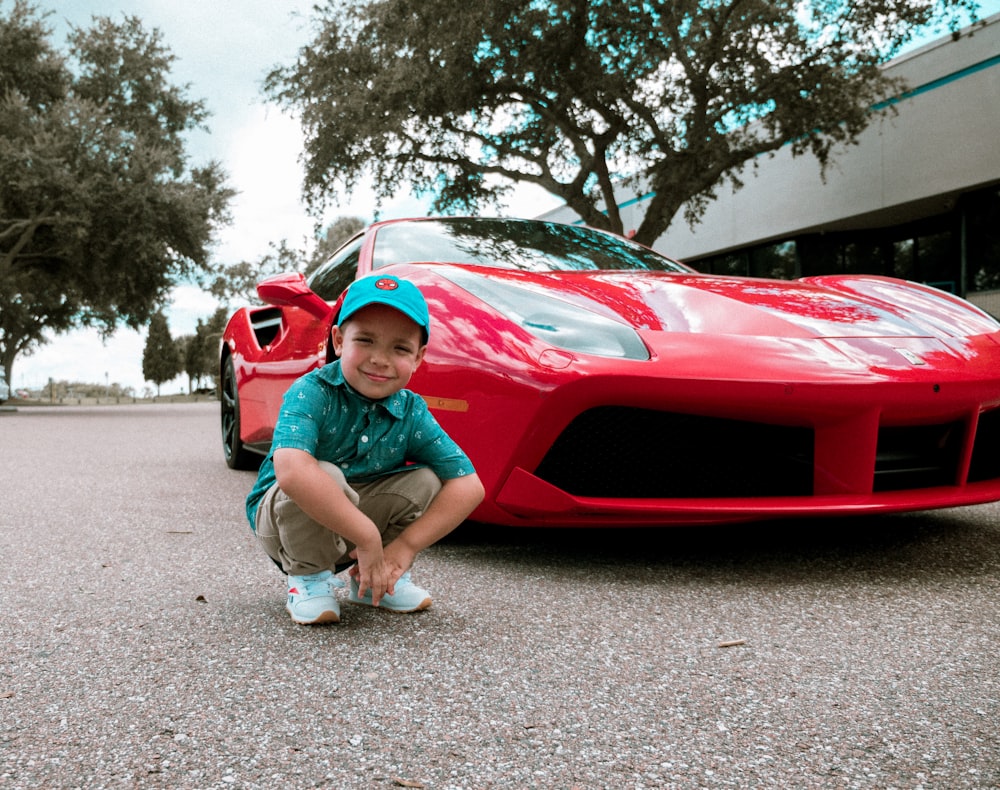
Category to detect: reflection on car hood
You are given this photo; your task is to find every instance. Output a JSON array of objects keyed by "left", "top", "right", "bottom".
[{"left": 447, "top": 267, "right": 1000, "bottom": 340}]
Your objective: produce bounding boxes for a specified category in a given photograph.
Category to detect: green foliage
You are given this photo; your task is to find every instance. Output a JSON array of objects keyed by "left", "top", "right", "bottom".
[
  {"left": 266, "top": 0, "right": 979, "bottom": 245},
  {"left": 208, "top": 239, "right": 305, "bottom": 306},
  {"left": 178, "top": 333, "right": 202, "bottom": 391},
  {"left": 0, "top": 0, "right": 65, "bottom": 107},
  {"left": 0, "top": 1, "right": 235, "bottom": 388},
  {"left": 179, "top": 307, "right": 228, "bottom": 390},
  {"left": 142, "top": 311, "right": 180, "bottom": 392},
  {"left": 306, "top": 216, "right": 365, "bottom": 277}
]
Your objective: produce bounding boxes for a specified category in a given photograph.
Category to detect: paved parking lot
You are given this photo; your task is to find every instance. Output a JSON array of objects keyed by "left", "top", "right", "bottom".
[{"left": 1, "top": 403, "right": 998, "bottom": 788}]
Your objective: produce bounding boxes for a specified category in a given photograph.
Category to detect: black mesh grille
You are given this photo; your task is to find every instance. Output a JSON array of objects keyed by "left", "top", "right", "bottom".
[
  {"left": 968, "top": 408, "right": 1000, "bottom": 483},
  {"left": 873, "top": 422, "right": 963, "bottom": 491},
  {"left": 533, "top": 407, "right": 814, "bottom": 498}
]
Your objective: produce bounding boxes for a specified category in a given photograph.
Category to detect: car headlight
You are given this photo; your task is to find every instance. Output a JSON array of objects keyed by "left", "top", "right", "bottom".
[{"left": 440, "top": 269, "right": 650, "bottom": 360}]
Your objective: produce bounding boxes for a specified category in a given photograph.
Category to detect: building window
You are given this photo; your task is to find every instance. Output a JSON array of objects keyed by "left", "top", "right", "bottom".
[
  {"left": 696, "top": 240, "right": 797, "bottom": 279},
  {"left": 686, "top": 185, "right": 1000, "bottom": 319},
  {"left": 750, "top": 241, "right": 797, "bottom": 280},
  {"left": 965, "top": 187, "right": 1000, "bottom": 318}
]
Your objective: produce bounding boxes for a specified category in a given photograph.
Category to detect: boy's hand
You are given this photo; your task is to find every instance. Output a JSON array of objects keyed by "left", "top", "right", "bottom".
[
  {"left": 348, "top": 541, "right": 418, "bottom": 606},
  {"left": 348, "top": 474, "right": 483, "bottom": 604},
  {"left": 349, "top": 543, "right": 392, "bottom": 607}
]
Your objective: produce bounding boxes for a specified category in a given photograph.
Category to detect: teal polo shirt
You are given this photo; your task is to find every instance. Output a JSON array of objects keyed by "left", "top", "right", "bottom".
[{"left": 245, "top": 361, "right": 476, "bottom": 531}]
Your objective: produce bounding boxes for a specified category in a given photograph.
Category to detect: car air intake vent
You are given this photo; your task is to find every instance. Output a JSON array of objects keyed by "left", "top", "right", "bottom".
[
  {"left": 251, "top": 308, "right": 283, "bottom": 348},
  {"left": 873, "top": 422, "right": 962, "bottom": 492},
  {"left": 533, "top": 407, "right": 814, "bottom": 498},
  {"left": 967, "top": 407, "right": 1000, "bottom": 483}
]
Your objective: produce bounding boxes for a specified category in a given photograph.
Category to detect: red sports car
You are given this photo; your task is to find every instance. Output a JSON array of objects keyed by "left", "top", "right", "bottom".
[{"left": 220, "top": 216, "right": 1000, "bottom": 526}]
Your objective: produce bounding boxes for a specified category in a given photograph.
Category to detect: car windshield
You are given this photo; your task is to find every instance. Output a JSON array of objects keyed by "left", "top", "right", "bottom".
[{"left": 371, "top": 218, "right": 687, "bottom": 273}]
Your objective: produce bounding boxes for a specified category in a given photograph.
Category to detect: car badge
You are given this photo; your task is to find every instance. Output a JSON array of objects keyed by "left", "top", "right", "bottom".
[{"left": 895, "top": 348, "right": 926, "bottom": 365}]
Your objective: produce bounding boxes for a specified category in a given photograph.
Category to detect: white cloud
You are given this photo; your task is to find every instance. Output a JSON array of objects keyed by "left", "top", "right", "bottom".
[
  {"left": 214, "top": 107, "right": 317, "bottom": 263},
  {"left": 167, "top": 284, "right": 224, "bottom": 335}
]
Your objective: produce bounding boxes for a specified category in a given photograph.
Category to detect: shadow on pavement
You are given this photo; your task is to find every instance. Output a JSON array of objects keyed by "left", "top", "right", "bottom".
[{"left": 437, "top": 507, "right": 1000, "bottom": 583}]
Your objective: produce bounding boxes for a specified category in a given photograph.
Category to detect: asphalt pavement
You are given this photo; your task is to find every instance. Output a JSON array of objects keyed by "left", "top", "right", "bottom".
[{"left": 1, "top": 403, "right": 998, "bottom": 789}]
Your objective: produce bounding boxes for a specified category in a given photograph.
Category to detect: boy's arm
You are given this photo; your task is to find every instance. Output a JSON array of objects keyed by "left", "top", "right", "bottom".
[
  {"left": 272, "top": 447, "right": 391, "bottom": 603},
  {"left": 382, "top": 473, "right": 485, "bottom": 574}
]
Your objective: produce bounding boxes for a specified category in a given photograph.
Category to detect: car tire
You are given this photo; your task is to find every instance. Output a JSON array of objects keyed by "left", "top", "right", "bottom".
[{"left": 221, "top": 355, "right": 261, "bottom": 470}]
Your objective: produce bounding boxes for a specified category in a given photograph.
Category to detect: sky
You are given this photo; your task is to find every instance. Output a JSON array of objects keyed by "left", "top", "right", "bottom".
[{"left": 10, "top": 0, "right": 1000, "bottom": 394}]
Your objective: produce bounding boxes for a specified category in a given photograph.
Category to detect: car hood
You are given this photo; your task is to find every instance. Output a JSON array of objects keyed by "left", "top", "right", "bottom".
[{"left": 448, "top": 267, "right": 1000, "bottom": 341}]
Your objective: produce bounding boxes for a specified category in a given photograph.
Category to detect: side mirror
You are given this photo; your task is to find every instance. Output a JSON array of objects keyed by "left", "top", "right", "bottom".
[{"left": 256, "top": 273, "right": 334, "bottom": 322}]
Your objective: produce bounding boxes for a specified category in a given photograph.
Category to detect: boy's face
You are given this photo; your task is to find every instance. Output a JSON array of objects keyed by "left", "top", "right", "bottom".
[{"left": 332, "top": 303, "right": 427, "bottom": 400}]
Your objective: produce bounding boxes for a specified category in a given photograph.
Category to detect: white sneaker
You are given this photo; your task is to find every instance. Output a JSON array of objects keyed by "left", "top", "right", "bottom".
[
  {"left": 286, "top": 570, "right": 342, "bottom": 625},
  {"left": 348, "top": 570, "right": 431, "bottom": 612}
]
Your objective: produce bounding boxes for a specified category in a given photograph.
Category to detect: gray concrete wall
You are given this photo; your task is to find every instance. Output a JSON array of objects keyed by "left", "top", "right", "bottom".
[{"left": 539, "top": 14, "right": 1000, "bottom": 262}]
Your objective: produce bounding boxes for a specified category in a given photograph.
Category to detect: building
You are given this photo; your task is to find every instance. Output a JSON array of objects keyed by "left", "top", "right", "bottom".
[{"left": 540, "top": 13, "right": 1000, "bottom": 316}]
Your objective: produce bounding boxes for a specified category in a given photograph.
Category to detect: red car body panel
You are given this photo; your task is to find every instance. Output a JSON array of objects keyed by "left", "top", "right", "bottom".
[{"left": 221, "top": 217, "right": 1000, "bottom": 526}]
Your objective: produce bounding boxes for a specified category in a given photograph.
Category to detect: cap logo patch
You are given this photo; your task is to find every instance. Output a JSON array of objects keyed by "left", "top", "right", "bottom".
[{"left": 375, "top": 278, "right": 399, "bottom": 291}]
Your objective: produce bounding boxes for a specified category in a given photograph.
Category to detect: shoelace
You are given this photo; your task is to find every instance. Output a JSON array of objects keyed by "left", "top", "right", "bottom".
[{"left": 296, "top": 573, "right": 346, "bottom": 596}]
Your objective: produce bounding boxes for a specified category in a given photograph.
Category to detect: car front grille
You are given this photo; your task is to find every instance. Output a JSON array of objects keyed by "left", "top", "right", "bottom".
[
  {"left": 532, "top": 405, "right": 1000, "bottom": 500},
  {"left": 873, "top": 422, "right": 963, "bottom": 491},
  {"left": 533, "top": 407, "right": 815, "bottom": 498},
  {"left": 968, "top": 407, "right": 1000, "bottom": 483}
]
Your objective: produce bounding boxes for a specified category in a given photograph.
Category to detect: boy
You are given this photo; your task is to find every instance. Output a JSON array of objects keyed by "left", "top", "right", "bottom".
[{"left": 245, "top": 274, "right": 484, "bottom": 625}]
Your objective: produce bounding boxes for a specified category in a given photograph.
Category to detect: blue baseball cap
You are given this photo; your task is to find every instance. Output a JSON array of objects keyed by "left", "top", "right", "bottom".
[{"left": 337, "top": 275, "right": 430, "bottom": 341}]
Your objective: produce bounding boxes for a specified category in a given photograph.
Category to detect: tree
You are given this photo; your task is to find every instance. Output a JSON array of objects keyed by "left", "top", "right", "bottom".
[
  {"left": 305, "top": 216, "right": 365, "bottom": 277},
  {"left": 0, "top": 2, "right": 234, "bottom": 388},
  {"left": 179, "top": 307, "right": 228, "bottom": 391},
  {"left": 265, "top": 0, "right": 979, "bottom": 246},
  {"left": 200, "top": 307, "right": 229, "bottom": 381},
  {"left": 178, "top": 333, "right": 201, "bottom": 392},
  {"left": 142, "top": 311, "right": 180, "bottom": 395}
]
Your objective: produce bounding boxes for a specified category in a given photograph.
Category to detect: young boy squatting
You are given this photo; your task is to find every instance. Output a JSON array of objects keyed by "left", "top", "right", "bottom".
[{"left": 245, "top": 274, "right": 485, "bottom": 625}]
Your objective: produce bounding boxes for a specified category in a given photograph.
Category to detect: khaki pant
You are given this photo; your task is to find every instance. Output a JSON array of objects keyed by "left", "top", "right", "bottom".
[{"left": 255, "top": 462, "right": 442, "bottom": 576}]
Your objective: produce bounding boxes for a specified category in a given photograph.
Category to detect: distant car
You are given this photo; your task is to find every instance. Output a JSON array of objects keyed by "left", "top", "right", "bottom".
[
  {"left": 0, "top": 374, "right": 9, "bottom": 404},
  {"left": 220, "top": 216, "right": 1000, "bottom": 527}
]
